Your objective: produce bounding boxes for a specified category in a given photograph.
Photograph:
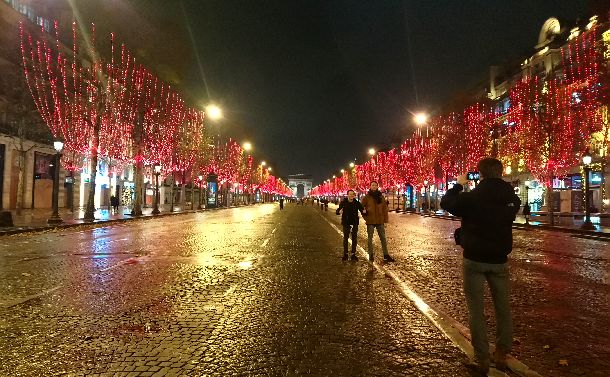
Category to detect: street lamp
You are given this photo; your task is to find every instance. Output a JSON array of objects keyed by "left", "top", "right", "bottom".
[
  {"left": 368, "top": 148, "right": 375, "bottom": 156},
  {"left": 152, "top": 164, "right": 162, "bottom": 215},
  {"left": 243, "top": 142, "right": 252, "bottom": 152},
  {"left": 349, "top": 162, "right": 355, "bottom": 168},
  {"left": 414, "top": 112, "right": 429, "bottom": 137},
  {"left": 198, "top": 175, "right": 204, "bottom": 210},
  {"left": 414, "top": 112, "right": 429, "bottom": 125},
  {"left": 206, "top": 104, "right": 223, "bottom": 120},
  {"left": 582, "top": 150, "right": 595, "bottom": 230},
  {"left": 48, "top": 140, "right": 64, "bottom": 224}
]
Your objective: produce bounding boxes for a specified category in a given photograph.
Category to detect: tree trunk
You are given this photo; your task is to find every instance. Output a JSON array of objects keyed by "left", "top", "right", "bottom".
[
  {"left": 169, "top": 173, "right": 175, "bottom": 212},
  {"left": 107, "top": 172, "right": 112, "bottom": 211},
  {"left": 16, "top": 150, "right": 26, "bottom": 215},
  {"left": 180, "top": 171, "right": 186, "bottom": 209},
  {"left": 132, "top": 159, "right": 144, "bottom": 216},
  {"left": 83, "top": 151, "right": 98, "bottom": 221},
  {"left": 601, "top": 160, "right": 607, "bottom": 213},
  {"left": 84, "top": 116, "right": 102, "bottom": 221},
  {"left": 546, "top": 182, "right": 555, "bottom": 226}
]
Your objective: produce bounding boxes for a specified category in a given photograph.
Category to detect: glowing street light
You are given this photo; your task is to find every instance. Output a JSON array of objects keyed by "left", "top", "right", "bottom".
[
  {"left": 368, "top": 148, "right": 376, "bottom": 156},
  {"left": 349, "top": 162, "right": 355, "bottom": 168},
  {"left": 340, "top": 169, "right": 345, "bottom": 174},
  {"left": 206, "top": 104, "right": 223, "bottom": 120},
  {"left": 243, "top": 142, "right": 252, "bottom": 151},
  {"left": 261, "top": 161, "right": 266, "bottom": 166},
  {"left": 414, "top": 112, "right": 428, "bottom": 125}
]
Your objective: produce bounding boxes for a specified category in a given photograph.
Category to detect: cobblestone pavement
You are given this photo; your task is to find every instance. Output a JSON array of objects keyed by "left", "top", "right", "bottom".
[
  {"left": 321, "top": 202, "right": 610, "bottom": 377},
  {"left": 1, "top": 204, "right": 475, "bottom": 376}
]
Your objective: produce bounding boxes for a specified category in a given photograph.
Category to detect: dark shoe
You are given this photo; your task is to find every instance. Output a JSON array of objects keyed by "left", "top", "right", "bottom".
[
  {"left": 350, "top": 254, "right": 358, "bottom": 261},
  {"left": 465, "top": 359, "right": 489, "bottom": 375},
  {"left": 342, "top": 254, "right": 349, "bottom": 261},
  {"left": 368, "top": 254, "right": 374, "bottom": 262},
  {"left": 383, "top": 255, "right": 395, "bottom": 262},
  {"left": 493, "top": 348, "right": 508, "bottom": 371}
]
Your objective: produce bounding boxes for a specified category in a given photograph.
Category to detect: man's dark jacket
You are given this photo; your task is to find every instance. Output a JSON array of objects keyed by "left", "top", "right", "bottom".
[
  {"left": 336, "top": 199, "right": 364, "bottom": 225},
  {"left": 440, "top": 178, "right": 521, "bottom": 264}
]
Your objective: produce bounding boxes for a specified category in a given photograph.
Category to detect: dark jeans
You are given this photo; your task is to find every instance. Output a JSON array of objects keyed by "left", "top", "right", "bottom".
[{"left": 342, "top": 224, "right": 358, "bottom": 254}]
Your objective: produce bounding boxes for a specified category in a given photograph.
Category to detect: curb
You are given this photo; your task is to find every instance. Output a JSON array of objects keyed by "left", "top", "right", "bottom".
[
  {"left": 409, "top": 212, "right": 610, "bottom": 240},
  {"left": 0, "top": 205, "right": 250, "bottom": 237}
]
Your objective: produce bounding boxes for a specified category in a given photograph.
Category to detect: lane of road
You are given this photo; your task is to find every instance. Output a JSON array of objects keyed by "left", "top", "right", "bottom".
[
  {"left": 1, "top": 202, "right": 608, "bottom": 376},
  {"left": 321, "top": 202, "right": 610, "bottom": 377}
]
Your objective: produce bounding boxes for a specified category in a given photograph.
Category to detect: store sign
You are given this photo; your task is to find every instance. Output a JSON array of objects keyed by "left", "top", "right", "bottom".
[
  {"left": 591, "top": 172, "right": 602, "bottom": 185},
  {"left": 571, "top": 175, "right": 582, "bottom": 189},
  {"left": 207, "top": 182, "right": 217, "bottom": 206}
]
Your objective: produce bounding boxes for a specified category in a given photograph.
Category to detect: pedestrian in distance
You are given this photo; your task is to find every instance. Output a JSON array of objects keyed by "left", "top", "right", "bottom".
[
  {"left": 522, "top": 203, "right": 531, "bottom": 225},
  {"left": 440, "top": 157, "right": 521, "bottom": 375},
  {"left": 279, "top": 197, "right": 284, "bottom": 210},
  {"left": 336, "top": 189, "right": 364, "bottom": 261},
  {"left": 110, "top": 195, "right": 119, "bottom": 213},
  {"left": 361, "top": 181, "right": 395, "bottom": 262}
]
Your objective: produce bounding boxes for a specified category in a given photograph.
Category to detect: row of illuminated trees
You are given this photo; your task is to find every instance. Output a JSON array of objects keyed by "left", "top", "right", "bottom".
[
  {"left": 20, "top": 22, "right": 291, "bottom": 220},
  {"left": 312, "top": 20, "right": 610, "bottom": 219}
]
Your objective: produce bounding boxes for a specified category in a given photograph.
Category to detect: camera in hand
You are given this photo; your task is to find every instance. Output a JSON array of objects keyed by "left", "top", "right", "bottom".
[{"left": 467, "top": 171, "right": 480, "bottom": 181}]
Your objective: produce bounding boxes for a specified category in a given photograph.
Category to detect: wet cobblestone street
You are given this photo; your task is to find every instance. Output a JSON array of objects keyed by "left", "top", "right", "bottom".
[{"left": 1, "top": 203, "right": 609, "bottom": 376}]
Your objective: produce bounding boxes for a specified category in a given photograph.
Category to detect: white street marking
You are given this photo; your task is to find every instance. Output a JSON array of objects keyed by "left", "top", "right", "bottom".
[{"left": 319, "top": 213, "right": 539, "bottom": 377}]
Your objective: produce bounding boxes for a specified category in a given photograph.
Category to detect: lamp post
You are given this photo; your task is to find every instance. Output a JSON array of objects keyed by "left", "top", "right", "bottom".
[
  {"left": 198, "top": 175, "right": 204, "bottom": 209},
  {"left": 582, "top": 150, "right": 595, "bottom": 230},
  {"left": 48, "top": 140, "right": 64, "bottom": 224},
  {"left": 152, "top": 164, "right": 161, "bottom": 215}
]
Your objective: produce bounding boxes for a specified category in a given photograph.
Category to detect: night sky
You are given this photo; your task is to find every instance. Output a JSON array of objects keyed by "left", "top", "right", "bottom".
[{"left": 71, "top": 0, "right": 595, "bottom": 184}]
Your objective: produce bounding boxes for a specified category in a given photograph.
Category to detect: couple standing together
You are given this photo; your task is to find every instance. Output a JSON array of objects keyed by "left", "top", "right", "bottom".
[{"left": 335, "top": 181, "right": 395, "bottom": 262}]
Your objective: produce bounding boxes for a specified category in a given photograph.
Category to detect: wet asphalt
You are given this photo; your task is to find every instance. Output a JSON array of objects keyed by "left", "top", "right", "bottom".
[{"left": 1, "top": 203, "right": 608, "bottom": 376}]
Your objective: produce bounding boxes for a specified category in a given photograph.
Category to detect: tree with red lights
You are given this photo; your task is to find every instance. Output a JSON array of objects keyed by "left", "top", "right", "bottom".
[{"left": 20, "top": 22, "right": 138, "bottom": 220}]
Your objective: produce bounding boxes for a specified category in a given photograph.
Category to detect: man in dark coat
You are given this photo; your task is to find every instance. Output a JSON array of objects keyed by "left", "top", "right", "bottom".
[
  {"left": 336, "top": 189, "right": 364, "bottom": 261},
  {"left": 441, "top": 158, "right": 521, "bottom": 374}
]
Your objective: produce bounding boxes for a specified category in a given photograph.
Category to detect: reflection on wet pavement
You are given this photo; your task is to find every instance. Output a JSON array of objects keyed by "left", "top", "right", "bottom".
[{"left": 1, "top": 202, "right": 608, "bottom": 376}]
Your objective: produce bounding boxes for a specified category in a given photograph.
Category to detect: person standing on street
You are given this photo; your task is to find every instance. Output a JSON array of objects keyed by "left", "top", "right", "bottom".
[
  {"left": 522, "top": 203, "right": 531, "bottom": 225},
  {"left": 361, "top": 181, "right": 395, "bottom": 262},
  {"left": 336, "top": 189, "right": 364, "bottom": 261},
  {"left": 441, "top": 158, "right": 521, "bottom": 375},
  {"left": 279, "top": 197, "right": 284, "bottom": 210}
]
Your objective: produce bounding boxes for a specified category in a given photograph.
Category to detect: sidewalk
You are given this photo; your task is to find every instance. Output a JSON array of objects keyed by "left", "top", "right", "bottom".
[
  {"left": 341, "top": 203, "right": 610, "bottom": 239},
  {"left": 0, "top": 204, "right": 246, "bottom": 236},
  {"left": 414, "top": 210, "right": 610, "bottom": 239}
]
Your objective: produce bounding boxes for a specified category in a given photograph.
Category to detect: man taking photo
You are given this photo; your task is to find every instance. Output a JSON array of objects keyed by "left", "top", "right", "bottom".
[{"left": 441, "top": 158, "right": 521, "bottom": 375}]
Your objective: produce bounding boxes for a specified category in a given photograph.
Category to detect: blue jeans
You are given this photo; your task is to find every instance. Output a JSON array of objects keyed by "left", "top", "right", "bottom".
[
  {"left": 366, "top": 224, "right": 389, "bottom": 257},
  {"left": 463, "top": 259, "right": 512, "bottom": 362}
]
